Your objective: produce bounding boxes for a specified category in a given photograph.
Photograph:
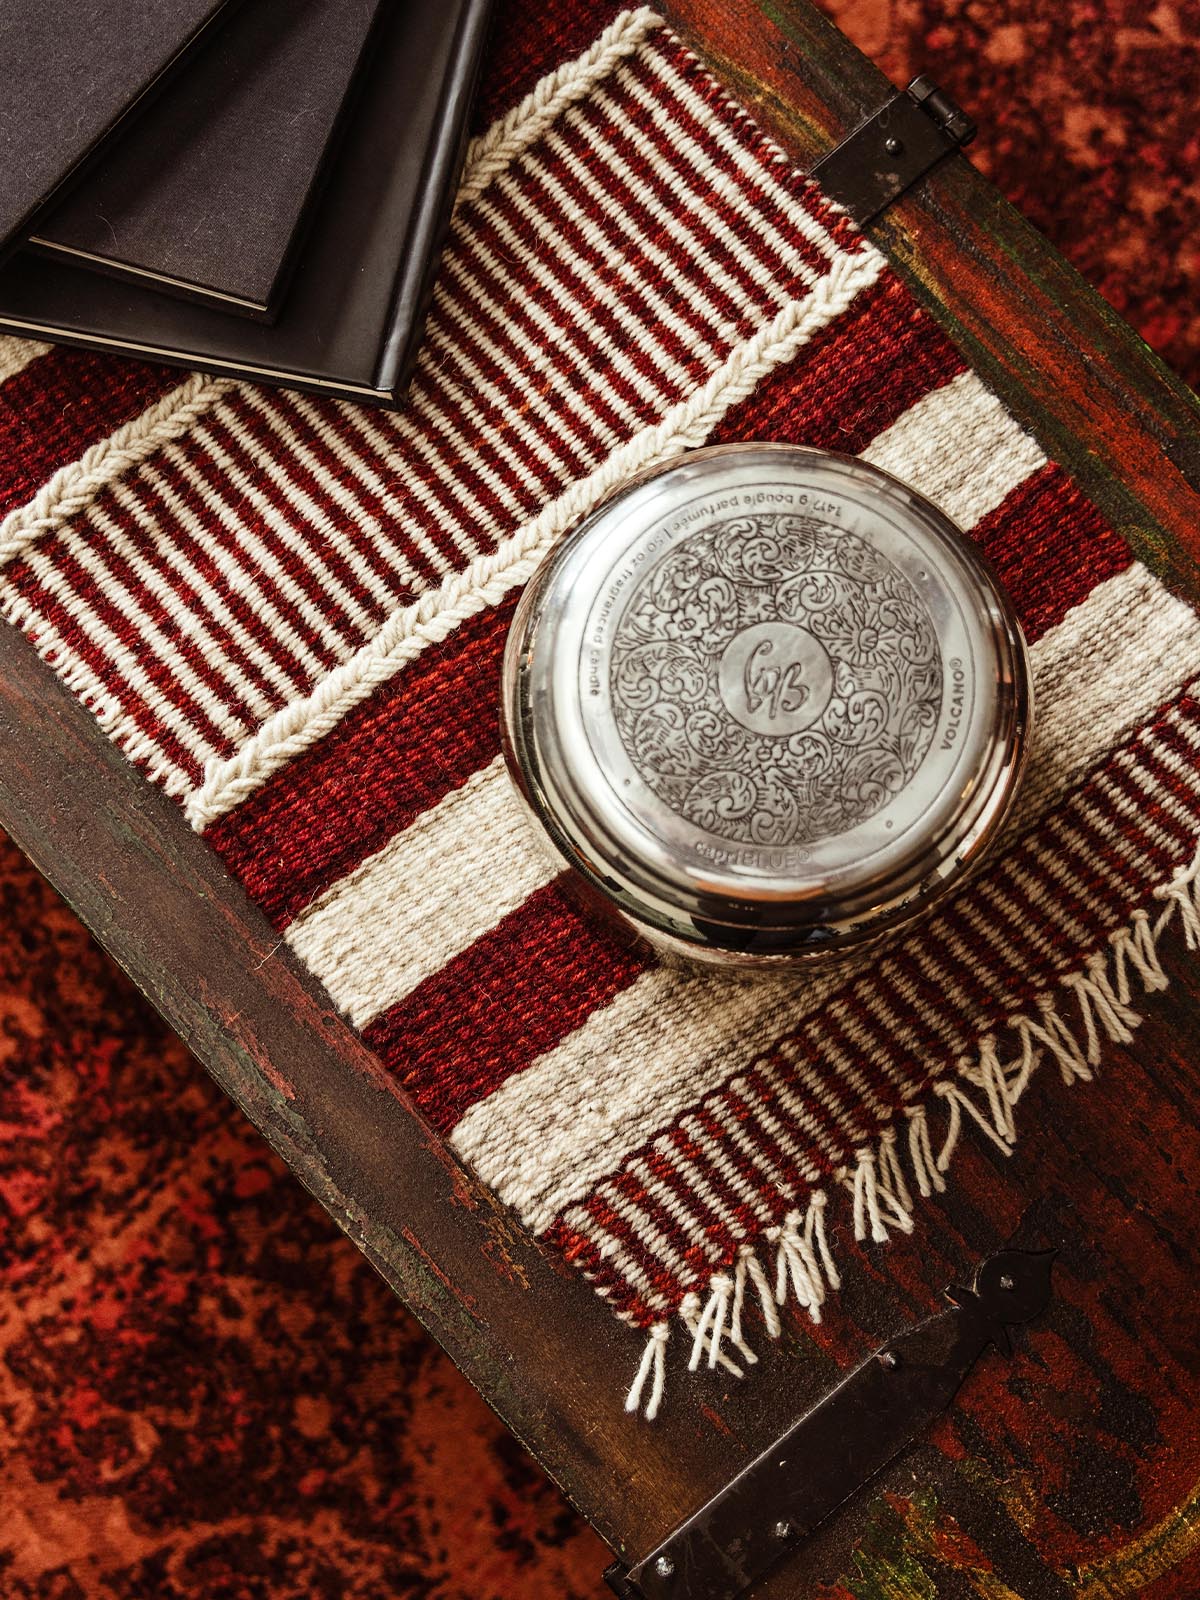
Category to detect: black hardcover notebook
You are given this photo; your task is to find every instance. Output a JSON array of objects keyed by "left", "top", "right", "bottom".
[
  {"left": 0, "top": 0, "right": 234, "bottom": 259},
  {"left": 31, "top": 0, "right": 385, "bottom": 320},
  {"left": 0, "top": 0, "right": 491, "bottom": 407}
]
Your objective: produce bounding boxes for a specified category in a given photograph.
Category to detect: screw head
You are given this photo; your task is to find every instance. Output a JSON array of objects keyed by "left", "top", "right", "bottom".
[
  {"left": 773, "top": 1520, "right": 793, "bottom": 1540},
  {"left": 999, "top": 1273, "right": 1016, "bottom": 1291},
  {"left": 884, "top": 135, "right": 905, "bottom": 157},
  {"left": 653, "top": 1555, "right": 675, "bottom": 1580}
]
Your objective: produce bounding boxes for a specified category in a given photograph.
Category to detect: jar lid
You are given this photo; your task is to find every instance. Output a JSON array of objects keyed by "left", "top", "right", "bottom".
[{"left": 501, "top": 444, "right": 1032, "bottom": 965}]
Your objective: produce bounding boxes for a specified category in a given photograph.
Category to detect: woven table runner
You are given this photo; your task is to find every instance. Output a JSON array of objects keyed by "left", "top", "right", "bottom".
[{"left": 3, "top": 0, "right": 1199, "bottom": 1420}]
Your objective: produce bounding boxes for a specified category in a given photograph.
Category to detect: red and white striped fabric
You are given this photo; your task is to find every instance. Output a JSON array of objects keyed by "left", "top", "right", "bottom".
[{"left": 3, "top": 4, "right": 1198, "bottom": 1418}]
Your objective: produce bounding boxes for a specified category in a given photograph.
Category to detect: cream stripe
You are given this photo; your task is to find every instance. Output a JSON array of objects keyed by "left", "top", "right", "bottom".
[
  {"left": 337, "top": 406, "right": 458, "bottom": 579},
  {"left": 544, "top": 118, "right": 728, "bottom": 369},
  {"left": 411, "top": 288, "right": 576, "bottom": 513},
  {"left": 165, "top": 422, "right": 346, "bottom": 674},
  {"left": 555, "top": 100, "right": 760, "bottom": 354},
  {"left": 488, "top": 148, "right": 709, "bottom": 405},
  {"left": 710, "top": 1096, "right": 789, "bottom": 1193},
  {"left": 618, "top": 68, "right": 810, "bottom": 306},
  {"left": 559, "top": 1204, "right": 670, "bottom": 1314},
  {"left": 95, "top": 483, "right": 278, "bottom": 721},
  {"left": 439, "top": 224, "right": 639, "bottom": 466},
  {"left": 194, "top": 410, "right": 375, "bottom": 647},
  {"left": 860, "top": 370, "right": 1046, "bottom": 529},
  {"left": 653, "top": 52, "right": 837, "bottom": 261},
  {"left": 599, "top": 66, "right": 829, "bottom": 296},
  {"left": 450, "top": 563, "right": 1200, "bottom": 1230},
  {"left": 432, "top": 275, "right": 629, "bottom": 480},
  {"left": 0, "top": 374, "right": 237, "bottom": 569},
  {"left": 632, "top": 1151, "right": 727, "bottom": 1264},
  {"left": 0, "top": 335, "right": 50, "bottom": 383},
  {"left": 685, "top": 1117, "right": 777, "bottom": 1227},
  {"left": 743, "top": 1078, "right": 824, "bottom": 1184},
  {"left": 8, "top": 545, "right": 220, "bottom": 768},
  {"left": 0, "top": 595, "right": 193, "bottom": 796},
  {"left": 828, "top": 998, "right": 912, "bottom": 1099},
  {"left": 1012, "top": 564, "right": 1200, "bottom": 825},
  {"left": 456, "top": 7, "right": 664, "bottom": 207},
  {"left": 286, "top": 757, "right": 551, "bottom": 1029},
  {"left": 599, "top": 1176, "right": 695, "bottom": 1282},
  {"left": 470, "top": 171, "right": 698, "bottom": 420},
  {"left": 127, "top": 461, "right": 317, "bottom": 699},
  {"left": 186, "top": 247, "right": 887, "bottom": 829},
  {"left": 69, "top": 504, "right": 254, "bottom": 742},
  {"left": 282, "top": 397, "right": 428, "bottom": 593},
  {"left": 235, "top": 390, "right": 417, "bottom": 613}
]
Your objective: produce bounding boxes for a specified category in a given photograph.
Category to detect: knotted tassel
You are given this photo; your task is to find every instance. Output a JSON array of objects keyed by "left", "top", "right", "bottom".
[
  {"left": 770, "top": 1208, "right": 822, "bottom": 1317},
  {"left": 1111, "top": 911, "right": 1168, "bottom": 998},
  {"left": 907, "top": 1103, "right": 946, "bottom": 1198},
  {"left": 680, "top": 1286, "right": 745, "bottom": 1377},
  {"left": 1156, "top": 848, "right": 1200, "bottom": 948},
  {"left": 1063, "top": 952, "right": 1140, "bottom": 1063},
  {"left": 625, "top": 1322, "right": 669, "bottom": 1420},
  {"left": 732, "top": 1242, "right": 780, "bottom": 1344}
]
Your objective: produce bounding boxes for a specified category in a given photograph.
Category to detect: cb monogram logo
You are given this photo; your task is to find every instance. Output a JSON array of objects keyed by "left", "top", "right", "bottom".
[{"left": 718, "top": 622, "right": 834, "bottom": 737}]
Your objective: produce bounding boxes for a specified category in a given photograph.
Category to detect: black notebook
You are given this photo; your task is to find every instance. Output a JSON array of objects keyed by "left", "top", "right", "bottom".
[
  {"left": 0, "top": 0, "right": 492, "bottom": 407},
  {"left": 0, "top": 0, "right": 234, "bottom": 259},
  {"left": 31, "top": 0, "right": 385, "bottom": 320}
]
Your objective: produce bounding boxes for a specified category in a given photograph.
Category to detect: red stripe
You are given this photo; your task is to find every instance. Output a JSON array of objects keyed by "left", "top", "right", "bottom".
[
  {"left": 332, "top": 401, "right": 497, "bottom": 588},
  {"left": 50, "top": 508, "right": 262, "bottom": 735},
  {"left": 463, "top": 132, "right": 713, "bottom": 434},
  {"left": 131, "top": 461, "right": 317, "bottom": 699},
  {"left": 434, "top": 244, "right": 635, "bottom": 466},
  {"left": 228, "top": 394, "right": 400, "bottom": 628},
  {"left": 580, "top": 1183, "right": 684, "bottom": 1306},
  {"left": 626, "top": 46, "right": 835, "bottom": 292},
  {"left": 479, "top": 153, "right": 697, "bottom": 423},
  {"left": 253, "top": 399, "right": 428, "bottom": 607},
  {"left": 435, "top": 215, "right": 630, "bottom": 470},
  {"left": 665, "top": 1113, "right": 765, "bottom": 1239},
  {"left": 470, "top": 0, "right": 623, "bottom": 134},
  {"left": 205, "top": 595, "right": 519, "bottom": 926},
  {"left": 0, "top": 349, "right": 175, "bottom": 518},
  {"left": 710, "top": 269, "right": 968, "bottom": 455},
  {"left": 543, "top": 1217, "right": 659, "bottom": 1326},
  {"left": 6, "top": 538, "right": 231, "bottom": 755},
  {"left": 187, "top": 412, "right": 365, "bottom": 658},
  {"left": 564, "top": 100, "right": 757, "bottom": 360},
  {"left": 435, "top": 240, "right": 640, "bottom": 464},
  {"left": 4, "top": 565, "right": 204, "bottom": 785},
  {"left": 571, "top": 81, "right": 813, "bottom": 339},
  {"left": 662, "top": 45, "right": 866, "bottom": 259},
  {"left": 972, "top": 463, "right": 1131, "bottom": 643},
  {"left": 363, "top": 879, "right": 648, "bottom": 1134},
  {"left": 98, "top": 485, "right": 290, "bottom": 717}
]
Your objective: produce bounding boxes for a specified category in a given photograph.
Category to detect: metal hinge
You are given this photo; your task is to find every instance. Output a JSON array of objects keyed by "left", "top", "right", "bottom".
[
  {"left": 602, "top": 1249, "right": 1053, "bottom": 1600},
  {"left": 809, "top": 75, "right": 977, "bottom": 227}
]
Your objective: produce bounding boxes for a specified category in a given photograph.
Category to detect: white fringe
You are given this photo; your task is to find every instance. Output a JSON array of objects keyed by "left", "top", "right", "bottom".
[{"left": 625, "top": 845, "right": 1200, "bottom": 1418}]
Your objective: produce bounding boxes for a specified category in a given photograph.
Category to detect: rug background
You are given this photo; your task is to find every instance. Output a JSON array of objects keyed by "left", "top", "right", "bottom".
[{"left": 1, "top": 0, "right": 1197, "bottom": 1595}]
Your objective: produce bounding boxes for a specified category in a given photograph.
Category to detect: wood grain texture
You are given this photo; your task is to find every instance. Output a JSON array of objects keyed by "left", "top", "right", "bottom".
[{"left": 0, "top": 2, "right": 1198, "bottom": 1595}]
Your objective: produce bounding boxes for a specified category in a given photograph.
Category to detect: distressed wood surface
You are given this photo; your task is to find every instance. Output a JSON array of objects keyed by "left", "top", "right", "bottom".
[{"left": 1, "top": 1, "right": 1199, "bottom": 1595}]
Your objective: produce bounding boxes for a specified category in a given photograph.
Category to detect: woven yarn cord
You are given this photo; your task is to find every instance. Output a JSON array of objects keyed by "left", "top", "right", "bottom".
[{"left": 2, "top": 0, "right": 1198, "bottom": 1416}]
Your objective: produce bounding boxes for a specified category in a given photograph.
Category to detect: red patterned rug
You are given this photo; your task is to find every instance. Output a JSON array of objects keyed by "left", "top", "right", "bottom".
[{"left": 1, "top": 0, "right": 1198, "bottom": 1595}]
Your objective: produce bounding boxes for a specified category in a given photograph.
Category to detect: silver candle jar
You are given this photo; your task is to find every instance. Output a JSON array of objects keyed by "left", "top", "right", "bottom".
[{"left": 500, "top": 444, "right": 1032, "bottom": 969}]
